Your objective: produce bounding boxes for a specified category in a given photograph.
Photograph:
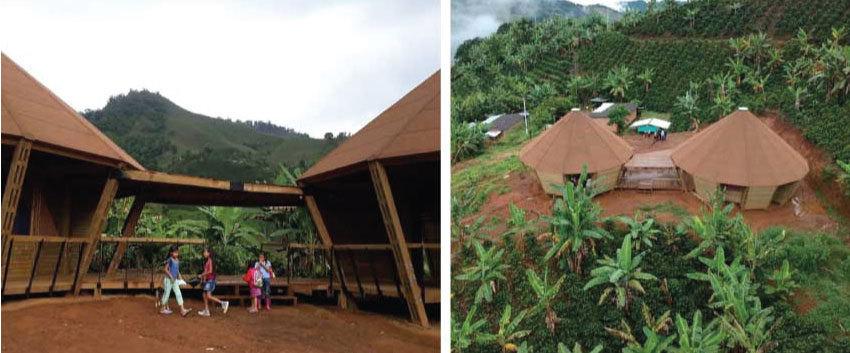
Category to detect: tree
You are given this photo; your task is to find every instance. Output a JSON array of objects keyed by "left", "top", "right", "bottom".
[
  {"left": 745, "top": 72, "right": 770, "bottom": 95},
  {"left": 745, "top": 32, "right": 770, "bottom": 71},
  {"left": 542, "top": 166, "right": 611, "bottom": 274},
  {"left": 617, "top": 211, "right": 661, "bottom": 250},
  {"left": 452, "top": 306, "right": 488, "bottom": 352},
  {"left": 623, "top": 327, "right": 676, "bottom": 353},
  {"left": 637, "top": 68, "right": 655, "bottom": 96},
  {"left": 199, "top": 206, "right": 262, "bottom": 248},
  {"left": 674, "top": 90, "right": 700, "bottom": 131},
  {"left": 583, "top": 236, "right": 657, "bottom": 311},
  {"left": 478, "top": 304, "right": 531, "bottom": 352},
  {"left": 452, "top": 119, "right": 487, "bottom": 163},
  {"left": 674, "top": 311, "right": 725, "bottom": 353},
  {"left": 605, "top": 65, "right": 634, "bottom": 102},
  {"left": 764, "top": 259, "right": 799, "bottom": 298},
  {"left": 607, "top": 104, "right": 632, "bottom": 135},
  {"left": 526, "top": 267, "right": 566, "bottom": 334},
  {"left": 455, "top": 241, "right": 509, "bottom": 304},
  {"left": 726, "top": 57, "right": 750, "bottom": 86},
  {"left": 711, "top": 93, "right": 734, "bottom": 121},
  {"left": 685, "top": 8, "right": 700, "bottom": 29},
  {"left": 685, "top": 189, "right": 744, "bottom": 259},
  {"left": 788, "top": 86, "right": 808, "bottom": 111}
]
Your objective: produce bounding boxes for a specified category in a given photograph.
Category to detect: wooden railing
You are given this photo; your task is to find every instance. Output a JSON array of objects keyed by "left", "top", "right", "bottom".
[{"left": 261, "top": 242, "right": 440, "bottom": 302}]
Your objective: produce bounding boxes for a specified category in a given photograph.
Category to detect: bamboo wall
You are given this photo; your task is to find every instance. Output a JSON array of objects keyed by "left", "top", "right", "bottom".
[
  {"left": 772, "top": 181, "right": 800, "bottom": 205},
  {"left": 536, "top": 170, "right": 565, "bottom": 195},
  {"left": 743, "top": 185, "right": 777, "bottom": 210}
]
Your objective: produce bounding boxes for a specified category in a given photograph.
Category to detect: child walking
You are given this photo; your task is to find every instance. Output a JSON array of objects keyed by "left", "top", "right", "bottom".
[
  {"left": 160, "top": 245, "right": 192, "bottom": 316},
  {"left": 197, "top": 248, "right": 229, "bottom": 317},
  {"left": 242, "top": 260, "right": 261, "bottom": 313},
  {"left": 255, "top": 252, "right": 274, "bottom": 310}
]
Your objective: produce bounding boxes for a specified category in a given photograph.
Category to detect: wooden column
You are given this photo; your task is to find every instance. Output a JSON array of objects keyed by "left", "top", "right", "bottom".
[
  {"left": 73, "top": 177, "right": 119, "bottom": 295},
  {"left": 304, "top": 195, "right": 350, "bottom": 308},
  {"left": 368, "top": 161, "right": 429, "bottom": 327},
  {"left": 2, "top": 140, "right": 32, "bottom": 262},
  {"left": 105, "top": 196, "right": 146, "bottom": 277}
]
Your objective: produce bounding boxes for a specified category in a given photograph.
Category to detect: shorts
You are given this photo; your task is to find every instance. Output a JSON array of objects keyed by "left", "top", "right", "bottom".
[
  {"left": 250, "top": 287, "right": 262, "bottom": 297},
  {"left": 203, "top": 279, "right": 216, "bottom": 292}
]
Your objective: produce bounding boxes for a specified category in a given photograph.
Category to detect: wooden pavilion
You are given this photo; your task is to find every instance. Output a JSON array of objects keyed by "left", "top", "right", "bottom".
[
  {"left": 1, "top": 53, "right": 306, "bottom": 297},
  {"left": 297, "top": 71, "right": 440, "bottom": 327},
  {"left": 671, "top": 108, "right": 809, "bottom": 209},
  {"left": 520, "top": 108, "right": 634, "bottom": 194}
]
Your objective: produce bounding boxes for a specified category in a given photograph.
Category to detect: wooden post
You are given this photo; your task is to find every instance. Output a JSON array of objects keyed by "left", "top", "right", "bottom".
[
  {"left": 2, "top": 140, "right": 32, "bottom": 262},
  {"left": 305, "top": 195, "right": 351, "bottom": 308},
  {"left": 73, "top": 177, "right": 119, "bottom": 295},
  {"left": 368, "top": 161, "right": 429, "bottom": 327},
  {"left": 105, "top": 197, "right": 146, "bottom": 277}
]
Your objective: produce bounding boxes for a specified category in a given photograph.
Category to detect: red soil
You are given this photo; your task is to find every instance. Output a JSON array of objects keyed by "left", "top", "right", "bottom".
[
  {"left": 458, "top": 114, "right": 843, "bottom": 240},
  {"left": 0, "top": 296, "right": 439, "bottom": 353}
]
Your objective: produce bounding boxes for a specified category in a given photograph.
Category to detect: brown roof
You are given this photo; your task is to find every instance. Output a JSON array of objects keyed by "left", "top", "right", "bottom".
[
  {"left": 520, "top": 110, "right": 634, "bottom": 175},
  {"left": 1, "top": 53, "right": 143, "bottom": 170},
  {"left": 299, "top": 70, "right": 439, "bottom": 182},
  {"left": 671, "top": 109, "right": 809, "bottom": 186}
]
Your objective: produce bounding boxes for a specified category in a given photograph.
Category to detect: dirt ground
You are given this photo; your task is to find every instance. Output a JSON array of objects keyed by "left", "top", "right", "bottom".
[
  {"left": 1, "top": 296, "right": 439, "bottom": 353},
  {"left": 458, "top": 115, "right": 842, "bottom": 240}
]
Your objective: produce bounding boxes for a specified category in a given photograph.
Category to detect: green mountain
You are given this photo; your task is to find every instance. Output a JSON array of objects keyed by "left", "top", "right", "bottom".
[{"left": 83, "top": 90, "right": 340, "bottom": 181}]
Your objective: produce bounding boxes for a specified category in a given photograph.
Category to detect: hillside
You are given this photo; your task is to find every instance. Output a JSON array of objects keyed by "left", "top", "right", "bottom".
[{"left": 83, "top": 90, "right": 339, "bottom": 181}]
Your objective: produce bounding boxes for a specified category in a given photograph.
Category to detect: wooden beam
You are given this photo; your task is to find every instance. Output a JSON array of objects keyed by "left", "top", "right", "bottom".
[
  {"left": 2, "top": 140, "right": 32, "bottom": 263},
  {"left": 105, "top": 197, "right": 146, "bottom": 277},
  {"left": 120, "top": 170, "right": 303, "bottom": 196},
  {"left": 73, "top": 177, "right": 119, "bottom": 295},
  {"left": 368, "top": 161, "right": 429, "bottom": 327},
  {"left": 98, "top": 236, "right": 205, "bottom": 245},
  {"left": 304, "top": 195, "right": 349, "bottom": 308},
  {"left": 7, "top": 235, "right": 88, "bottom": 243}
]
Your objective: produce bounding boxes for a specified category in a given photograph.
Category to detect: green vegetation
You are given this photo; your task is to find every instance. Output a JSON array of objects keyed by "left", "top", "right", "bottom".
[
  {"left": 98, "top": 165, "right": 322, "bottom": 276},
  {"left": 452, "top": 183, "right": 850, "bottom": 352},
  {"left": 83, "top": 90, "right": 341, "bottom": 180}
]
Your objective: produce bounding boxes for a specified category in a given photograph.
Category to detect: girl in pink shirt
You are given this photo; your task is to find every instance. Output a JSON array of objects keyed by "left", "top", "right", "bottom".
[
  {"left": 197, "top": 248, "right": 229, "bottom": 317},
  {"left": 242, "top": 260, "right": 261, "bottom": 313}
]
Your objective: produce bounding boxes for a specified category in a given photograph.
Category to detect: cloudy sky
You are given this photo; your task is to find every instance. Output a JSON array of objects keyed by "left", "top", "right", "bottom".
[{"left": 0, "top": 0, "right": 440, "bottom": 138}]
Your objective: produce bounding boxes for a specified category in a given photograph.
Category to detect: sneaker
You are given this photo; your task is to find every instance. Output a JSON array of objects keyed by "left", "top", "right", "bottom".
[
  {"left": 221, "top": 301, "right": 230, "bottom": 314},
  {"left": 160, "top": 308, "right": 173, "bottom": 315},
  {"left": 198, "top": 309, "right": 210, "bottom": 317},
  {"left": 180, "top": 308, "right": 192, "bottom": 317},
  {"left": 248, "top": 307, "right": 258, "bottom": 313}
]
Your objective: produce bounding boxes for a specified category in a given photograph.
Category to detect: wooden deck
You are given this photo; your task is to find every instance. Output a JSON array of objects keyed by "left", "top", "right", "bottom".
[
  {"left": 76, "top": 269, "right": 440, "bottom": 304},
  {"left": 620, "top": 150, "right": 682, "bottom": 191}
]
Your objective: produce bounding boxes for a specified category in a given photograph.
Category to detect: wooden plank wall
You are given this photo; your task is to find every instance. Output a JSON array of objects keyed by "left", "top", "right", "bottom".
[
  {"left": 744, "top": 186, "right": 777, "bottom": 210},
  {"left": 536, "top": 170, "right": 564, "bottom": 195}
]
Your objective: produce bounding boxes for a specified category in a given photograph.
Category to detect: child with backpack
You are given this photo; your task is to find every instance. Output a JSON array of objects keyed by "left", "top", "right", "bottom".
[
  {"left": 255, "top": 252, "right": 274, "bottom": 310},
  {"left": 196, "top": 248, "right": 229, "bottom": 317},
  {"left": 160, "top": 245, "right": 192, "bottom": 317},
  {"left": 242, "top": 260, "right": 261, "bottom": 313}
]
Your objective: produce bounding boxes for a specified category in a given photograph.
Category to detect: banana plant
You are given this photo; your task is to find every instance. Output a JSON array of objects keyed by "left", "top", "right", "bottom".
[
  {"left": 623, "top": 327, "right": 676, "bottom": 353},
  {"left": 542, "top": 166, "right": 611, "bottom": 274},
  {"left": 605, "top": 319, "right": 637, "bottom": 344},
  {"left": 455, "top": 241, "right": 509, "bottom": 304},
  {"left": 526, "top": 267, "right": 566, "bottom": 334},
  {"left": 558, "top": 342, "right": 603, "bottom": 353},
  {"left": 764, "top": 259, "right": 799, "bottom": 298},
  {"left": 685, "top": 188, "right": 743, "bottom": 259},
  {"left": 452, "top": 305, "right": 488, "bottom": 352},
  {"left": 583, "top": 236, "right": 657, "bottom": 311},
  {"left": 503, "top": 204, "right": 537, "bottom": 239},
  {"left": 478, "top": 304, "right": 531, "bottom": 352},
  {"left": 642, "top": 303, "right": 673, "bottom": 334},
  {"left": 674, "top": 311, "right": 725, "bottom": 353},
  {"left": 617, "top": 211, "right": 661, "bottom": 250}
]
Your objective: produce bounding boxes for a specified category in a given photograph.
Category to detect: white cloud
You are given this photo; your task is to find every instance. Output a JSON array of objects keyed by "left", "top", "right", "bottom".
[{"left": 0, "top": 0, "right": 440, "bottom": 138}]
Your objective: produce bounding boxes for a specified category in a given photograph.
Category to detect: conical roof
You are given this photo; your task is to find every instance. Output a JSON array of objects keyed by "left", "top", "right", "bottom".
[
  {"left": 299, "top": 70, "right": 439, "bottom": 182},
  {"left": 1, "top": 53, "right": 143, "bottom": 170},
  {"left": 520, "top": 110, "right": 634, "bottom": 175},
  {"left": 671, "top": 109, "right": 808, "bottom": 186}
]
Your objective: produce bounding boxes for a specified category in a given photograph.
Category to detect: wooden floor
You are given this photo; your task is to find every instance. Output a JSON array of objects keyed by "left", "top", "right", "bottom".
[{"left": 74, "top": 270, "right": 440, "bottom": 304}]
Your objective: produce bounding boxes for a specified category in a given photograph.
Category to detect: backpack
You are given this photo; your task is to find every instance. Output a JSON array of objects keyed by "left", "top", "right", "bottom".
[{"left": 253, "top": 268, "right": 263, "bottom": 288}]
